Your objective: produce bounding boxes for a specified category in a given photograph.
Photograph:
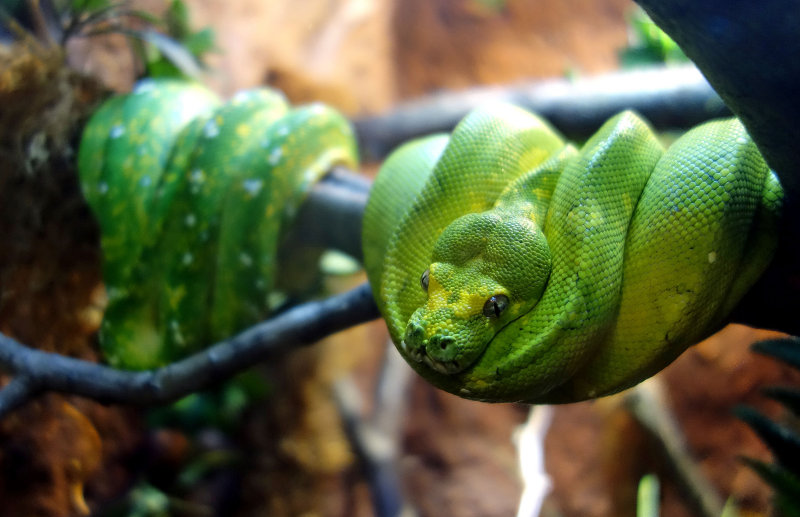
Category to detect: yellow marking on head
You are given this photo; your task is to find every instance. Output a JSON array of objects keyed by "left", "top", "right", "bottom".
[
  {"left": 427, "top": 317, "right": 456, "bottom": 337},
  {"left": 426, "top": 276, "right": 451, "bottom": 311},
  {"left": 453, "top": 290, "right": 491, "bottom": 319}
]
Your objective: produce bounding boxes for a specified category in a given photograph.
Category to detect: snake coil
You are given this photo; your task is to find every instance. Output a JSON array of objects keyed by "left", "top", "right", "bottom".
[
  {"left": 363, "top": 105, "right": 782, "bottom": 403},
  {"left": 79, "top": 78, "right": 358, "bottom": 369}
]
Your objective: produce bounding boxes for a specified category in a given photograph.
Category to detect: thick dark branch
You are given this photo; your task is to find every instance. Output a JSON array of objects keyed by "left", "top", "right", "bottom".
[
  {"left": 1, "top": 54, "right": 797, "bottom": 418},
  {"left": 290, "top": 166, "right": 371, "bottom": 261},
  {"left": 633, "top": 1, "right": 800, "bottom": 336},
  {"left": 633, "top": 1, "right": 800, "bottom": 197},
  {"left": 354, "top": 65, "right": 728, "bottom": 160},
  {"left": 0, "top": 283, "right": 379, "bottom": 417}
]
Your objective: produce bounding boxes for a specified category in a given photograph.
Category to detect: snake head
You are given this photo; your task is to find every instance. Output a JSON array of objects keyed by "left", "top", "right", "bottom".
[{"left": 401, "top": 211, "right": 551, "bottom": 375}]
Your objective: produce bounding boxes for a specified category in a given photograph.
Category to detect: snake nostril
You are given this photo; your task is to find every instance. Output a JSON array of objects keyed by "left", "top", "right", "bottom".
[{"left": 439, "top": 336, "right": 453, "bottom": 350}]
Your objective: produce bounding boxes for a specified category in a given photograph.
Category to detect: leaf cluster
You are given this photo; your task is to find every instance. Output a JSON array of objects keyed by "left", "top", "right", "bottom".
[
  {"left": 0, "top": 0, "right": 216, "bottom": 80},
  {"left": 619, "top": 7, "right": 688, "bottom": 68},
  {"left": 738, "top": 338, "right": 800, "bottom": 517}
]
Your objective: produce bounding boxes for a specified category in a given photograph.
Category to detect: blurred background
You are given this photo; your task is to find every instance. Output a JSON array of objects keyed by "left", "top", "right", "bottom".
[{"left": 1, "top": 1, "right": 798, "bottom": 516}]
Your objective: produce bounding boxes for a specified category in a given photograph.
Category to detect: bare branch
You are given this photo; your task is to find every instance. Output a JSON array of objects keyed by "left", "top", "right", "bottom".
[
  {"left": 0, "top": 283, "right": 379, "bottom": 418},
  {"left": 0, "top": 376, "right": 41, "bottom": 416},
  {"left": 353, "top": 65, "right": 728, "bottom": 160},
  {"left": 625, "top": 380, "right": 724, "bottom": 517},
  {"left": 289, "top": 166, "right": 371, "bottom": 261}
]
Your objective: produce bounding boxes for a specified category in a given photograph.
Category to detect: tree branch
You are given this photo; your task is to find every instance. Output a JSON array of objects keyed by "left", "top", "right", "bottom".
[
  {"left": 0, "top": 282, "right": 379, "bottom": 418},
  {"left": 1, "top": 52, "right": 797, "bottom": 419},
  {"left": 353, "top": 65, "right": 728, "bottom": 160},
  {"left": 289, "top": 166, "right": 371, "bottom": 261},
  {"left": 632, "top": 0, "right": 800, "bottom": 336},
  {"left": 0, "top": 376, "right": 41, "bottom": 416}
]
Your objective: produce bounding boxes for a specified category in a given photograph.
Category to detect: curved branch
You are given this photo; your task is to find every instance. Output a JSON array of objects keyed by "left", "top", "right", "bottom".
[
  {"left": 0, "top": 283, "right": 379, "bottom": 418},
  {"left": 633, "top": 1, "right": 800, "bottom": 336}
]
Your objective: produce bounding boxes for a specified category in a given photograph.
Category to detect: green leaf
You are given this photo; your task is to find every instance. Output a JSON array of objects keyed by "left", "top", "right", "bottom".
[
  {"left": 619, "top": 6, "right": 688, "bottom": 67},
  {"left": 763, "top": 386, "right": 800, "bottom": 417},
  {"left": 636, "top": 473, "right": 660, "bottom": 517},
  {"left": 736, "top": 406, "right": 800, "bottom": 477},
  {"left": 70, "top": 0, "right": 111, "bottom": 13},
  {"left": 470, "top": 0, "right": 507, "bottom": 12},
  {"left": 752, "top": 337, "right": 800, "bottom": 371},
  {"left": 165, "top": 0, "right": 189, "bottom": 39},
  {"left": 131, "top": 28, "right": 203, "bottom": 79},
  {"left": 741, "top": 458, "right": 800, "bottom": 517},
  {"left": 183, "top": 27, "right": 215, "bottom": 56},
  {"left": 124, "top": 8, "right": 164, "bottom": 26}
]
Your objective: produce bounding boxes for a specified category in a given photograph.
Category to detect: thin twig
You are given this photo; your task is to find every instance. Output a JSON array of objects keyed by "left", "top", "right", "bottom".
[
  {"left": 333, "top": 341, "right": 416, "bottom": 517},
  {"left": 0, "top": 376, "right": 41, "bottom": 416},
  {"left": 624, "top": 380, "right": 724, "bottom": 517},
  {"left": 0, "top": 283, "right": 379, "bottom": 418},
  {"left": 515, "top": 406, "right": 553, "bottom": 517}
]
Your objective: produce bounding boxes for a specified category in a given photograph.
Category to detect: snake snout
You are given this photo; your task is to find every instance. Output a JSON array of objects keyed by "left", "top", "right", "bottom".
[
  {"left": 424, "top": 335, "right": 463, "bottom": 374},
  {"left": 402, "top": 323, "right": 465, "bottom": 374},
  {"left": 402, "top": 321, "right": 426, "bottom": 363}
]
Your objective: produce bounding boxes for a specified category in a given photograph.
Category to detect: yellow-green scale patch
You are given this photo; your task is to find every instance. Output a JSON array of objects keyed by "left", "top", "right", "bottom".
[
  {"left": 211, "top": 103, "right": 358, "bottom": 341},
  {"left": 87, "top": 80, "right": 220, "bottom": 291},
  {"left": 455, "top": 112, "right": 663, "bottom": 401},
  {"left": 151, "top": 88, "right": 291, "bottom": 361},
  {"left": 364, "top": 104, "right": 784, "bottom": 403},
  {"left": 552, "top": 118, "right": 776, "bottom": 401}
]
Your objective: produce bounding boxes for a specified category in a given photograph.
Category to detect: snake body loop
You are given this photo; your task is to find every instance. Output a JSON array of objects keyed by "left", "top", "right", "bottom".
[
  {"left": 79, "top": 79, "right": 358, "bottom": 369},
  {"left": 363, "top": 105, "right": 782, "bottom": 403}
]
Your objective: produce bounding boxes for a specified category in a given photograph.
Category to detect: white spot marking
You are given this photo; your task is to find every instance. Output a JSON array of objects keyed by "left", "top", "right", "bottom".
[
  {"left": 242, "top": 178, "right": 263, "bottom": 195},
  {"left": 190, "top": 169, "right": 205, "bottom": 183},
  {"left": 203, "top": 119, "right": 220, "bottom": 138},
  {"left": 170, "top": 320, "right": 185, "bottom": 346},
  {"left": 133, "top": 79, "right": 156, "bottom": 94},
  {"left": 109, "top": 125, "right": 125, "bottom": 139},
  {"left": 268, "top": 147, "right": 283, "bottom": 165},
  {"left": 232, "top": 90, "right": 251, "bottom": 104},
  {"left": 708, "top": 251, "right": 717, "bottom": 263}
]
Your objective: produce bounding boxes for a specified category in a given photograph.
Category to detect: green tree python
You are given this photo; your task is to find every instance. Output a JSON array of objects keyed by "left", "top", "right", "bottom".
[
  {"left": 78, "top": 78, "right": 358, "bottom": 369},
  {"left": 363, "top": 104, "right": 783, "bottom": 404},
  {"left": 79, "top": 80, "right": 782, "bottom": 403}
]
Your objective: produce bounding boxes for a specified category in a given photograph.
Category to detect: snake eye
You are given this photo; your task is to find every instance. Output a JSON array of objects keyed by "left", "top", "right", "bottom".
[
  {"left": 482, "top": 294, "right": 509, "bottom": 318},
  {"left": 420, "top": 268, "right": 430, "bottom": 291}
]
